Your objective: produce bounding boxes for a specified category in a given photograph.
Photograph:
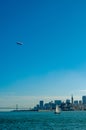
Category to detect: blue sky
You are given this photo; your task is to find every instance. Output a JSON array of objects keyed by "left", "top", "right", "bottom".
[{"left": 1, "top": 0, "right": 86, "bottom": 107}]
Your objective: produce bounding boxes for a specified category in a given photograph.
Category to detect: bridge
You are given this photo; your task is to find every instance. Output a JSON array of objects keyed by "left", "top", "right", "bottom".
[
  {"left": 0, "top": 107, "right": 30, "bottom": 109},
  {"left": 0, "top": 105, "right": 31, "bottom": 110}
]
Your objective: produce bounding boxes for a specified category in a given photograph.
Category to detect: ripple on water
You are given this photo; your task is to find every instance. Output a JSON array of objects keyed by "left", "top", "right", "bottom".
[{"left": 0, "top": 111, "right": 86, "bottom": 130}]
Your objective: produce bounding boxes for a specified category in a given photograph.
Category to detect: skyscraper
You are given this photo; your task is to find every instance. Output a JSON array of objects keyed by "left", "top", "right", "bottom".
[
  {"left": 71, "top": 95, "right": 74, "bottom": 104},
  {"left": 54, "top": 100, "right": 61, "bottom": 105},
  {"left": 82, "top": 96, "right": 86, "bottom": 104},
  {"left": 39, "top": 100, "right": 44, "bottom": 109}
]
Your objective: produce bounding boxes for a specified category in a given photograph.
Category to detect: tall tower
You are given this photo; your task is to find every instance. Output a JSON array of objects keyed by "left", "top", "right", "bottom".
[
  {"left": 16, "top": 104, "right": 18, "bottom": 110},
  {"left": 71, "top": 95, "right": 74, "bottom": 104}
]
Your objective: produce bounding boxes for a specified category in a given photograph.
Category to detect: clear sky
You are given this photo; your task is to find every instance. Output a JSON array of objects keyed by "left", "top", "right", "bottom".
[{"left": 1, "top": 0, "right": 86, "bottom": 107}]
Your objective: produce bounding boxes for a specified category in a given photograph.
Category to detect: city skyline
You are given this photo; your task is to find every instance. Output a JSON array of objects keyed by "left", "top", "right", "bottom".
[
  {"left": 1, "top": 0, "right": 86, "bottom": 107},
  {"left": 0, "top": 94, "right": 86, "bottom": 110}
]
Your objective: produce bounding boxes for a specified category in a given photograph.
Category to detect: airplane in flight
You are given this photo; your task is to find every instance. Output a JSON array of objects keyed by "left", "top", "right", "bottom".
[{"left": 16, "top": 42, "right": 23, "bottom": 45}]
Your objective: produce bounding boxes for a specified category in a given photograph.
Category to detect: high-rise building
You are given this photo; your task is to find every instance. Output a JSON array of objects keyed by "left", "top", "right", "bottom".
[
  {"left": 82, "top": 96, "right": 86, "bottom": 104},
  {"left": 79, "top": 100, "right": 82, "bottom": 105},
  {"left": 74, "top": 100, "right": 78, "bottom": 105},
  {"left": 71, "top": 95, "right": 74, "bottom": 104},
  {"left": 66, "top": 99, "right": 70, "bottom": 104},
  {"left": 44, "top": 103, "right": 50, "bottom": 110},
  {"left": 39, "top": 100, "right": 44, "bottom": 109},
  {"left": 54, "top": 100, "right": 62, "bottom": 105}
]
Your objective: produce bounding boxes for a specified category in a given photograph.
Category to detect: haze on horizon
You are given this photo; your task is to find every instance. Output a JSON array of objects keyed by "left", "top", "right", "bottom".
[{"left": 0, "top": 0, "right": 86, "bottom": 107}]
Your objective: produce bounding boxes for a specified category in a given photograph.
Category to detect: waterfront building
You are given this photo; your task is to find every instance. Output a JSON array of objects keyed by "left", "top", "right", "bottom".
[
  {"left": 36, "top": 104, "right": 40, "bottom": 110},
  {"left": 79, "top": 100, "right": 82, "bottom": 105},
  {"left": 51, "top": 103, "right": 56, "bottom": 109},
  {"left": 44, "top": 103, "right": 50, "bottom": 110},
  {"left": 39, "top": 100, "right": 44, "bottom": 109},
  {"left": 82, "top": 96, "right": 86, "bottom": 104},
  {"left": 54, "top": 100, "right": 62, "bottom": 106},
  {"left": 74, "top": 100, "right": 78, "bottom": 105},
  {"left": 66, "top": 99, "right": 70, "bottom": 104}
]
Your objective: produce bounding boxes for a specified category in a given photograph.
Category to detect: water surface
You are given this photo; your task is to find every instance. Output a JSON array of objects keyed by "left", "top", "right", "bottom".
[{"left": 0, "top": 111, "right": 86, "bottom": 130}]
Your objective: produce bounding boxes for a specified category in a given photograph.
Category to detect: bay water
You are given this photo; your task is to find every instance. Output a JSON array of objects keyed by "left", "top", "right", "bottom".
[{"left": 0, "top": 111, "right": 86, "bottom": 130}]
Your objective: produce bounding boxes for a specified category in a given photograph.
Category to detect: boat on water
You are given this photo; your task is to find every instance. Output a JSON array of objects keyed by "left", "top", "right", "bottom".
[{"left": 54, "top": 105, "right": 61, "bottom": 114}]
